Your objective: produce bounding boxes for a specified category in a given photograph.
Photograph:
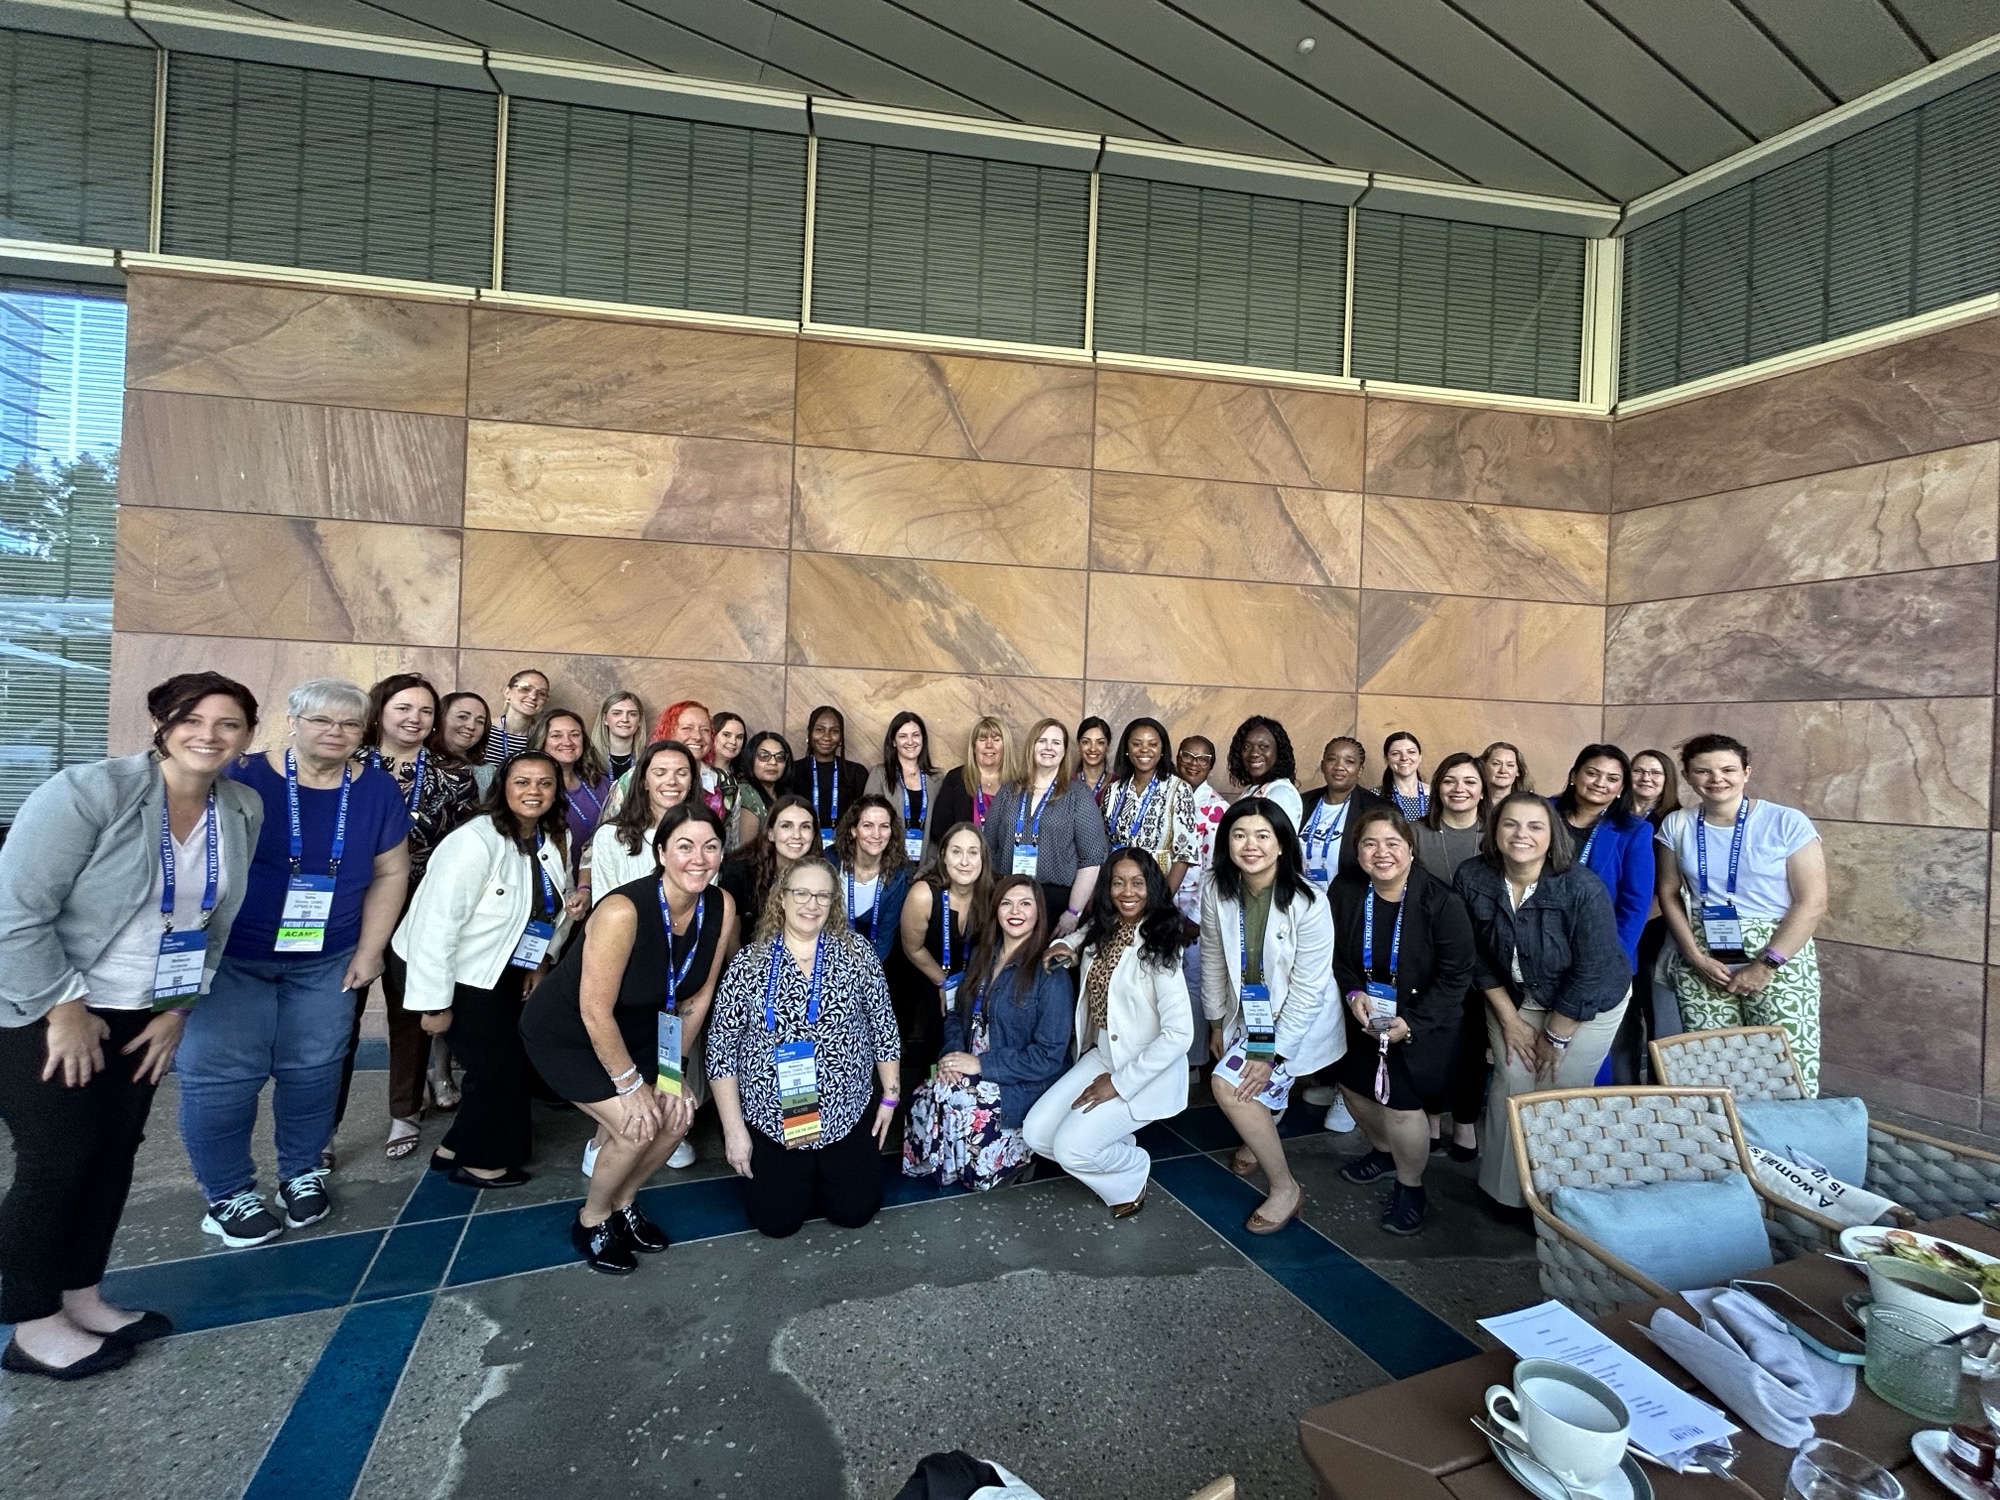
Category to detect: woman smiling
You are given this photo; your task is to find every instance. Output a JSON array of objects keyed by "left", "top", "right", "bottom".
[
  {"left": 584, "top": 741, "right": 700, "bottom": 905},
  {"left": 981, "top": 718, "right": 1107, "bottom": 940},
  {"left": 1226, "top": 716, "right": 1303, "bottom": 827}
]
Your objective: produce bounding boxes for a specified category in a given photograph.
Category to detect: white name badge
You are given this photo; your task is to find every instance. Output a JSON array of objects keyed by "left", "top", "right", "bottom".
[
  {"left": 153, "top": 928, "right": 208, "bottom": 1000},
  {"left": 1701, "top": 903, "right": 1745, "bottom": 953},
  {"left": 1365, "top": 979, "right": 1398, "bottom": 1033},
  {"left": 509, "top": 918, "right": 555, "bottom": 969},
  {"left": 1240, "top": 981, "right": 1275, "bottom": 1058},
  {"left": 775, "top": 1039, "right": 822, "bottom": 1147},
  {"left": 819, "top": 827, "right": 837, "bottom": 852},
  {"left": 655, "top": 1011, "right": 683, "bottom": 1097},
  {"left": 1011, "top": 843, "right": 1038, "bottom": 876},
  {"left": 904, "top": 832, "right": 925, "bottom": 863},
  {"left": 941, "top": 974, "right": 963, "bottom": 1003},
  {"left": 275, "top": 873, "right": 337, "bottom": 953},
  {"left": 1306, "top": 864, "right": 1330, "bottom": 886}
]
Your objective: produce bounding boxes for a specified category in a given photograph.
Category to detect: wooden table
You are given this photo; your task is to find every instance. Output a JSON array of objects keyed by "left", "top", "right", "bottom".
[{"left": 1299, "top": 1216, "right": 2000, "bottom": 1499}]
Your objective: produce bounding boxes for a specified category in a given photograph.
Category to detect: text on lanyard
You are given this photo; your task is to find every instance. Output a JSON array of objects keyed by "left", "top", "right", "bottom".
[
  {"left": 374, "top": 747, "right": 427, "bottom": 817},
  {"left": 1362, "top": 890, "right": 1404, "bottom": 1031},
  {"left": 1301, "top": 795, "right": 1348, "bottom": 881},
  {"left": 1110, "top": 776, "right": 1160, "bottom": 846},
  {"left": 654, "top": 886, "right": 706, "bottom": 1096},
  {"left": 1238, "top": 899, "right": 1275, "bottom": 1059},
  {"left": 814, "top": 761, "right": 841, "bottom": 844},
  {"left": 940, "top": 888, "right": 962, "bottom": 1001},
  {"left": 903, "top": 774, "right": 927, "bottom": 861},
  {"left": 153, "top": 790, "right": 220, "bottom": 1000},
  {"left": 1012, "top": 779, "right": 1058, "bottom": 876},
  {"left": 508, "top": 833, "right": 558, "bottom": 968},
  {"left": 275, "top": 751, "right": 352, "bottom": 954},
  {"left": 1693, "top": 799, "right": 1753, "bottom": 957},
  {"left": 765, "top": 936, "right": 827, "bottom": 1147}
]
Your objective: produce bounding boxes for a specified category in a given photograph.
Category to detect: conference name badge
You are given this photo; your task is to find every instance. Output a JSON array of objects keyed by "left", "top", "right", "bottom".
[
  {"left": 1240, "top": 981, "right": 1275, "bottom": 1059},
  {"left": 775, "top": 1038, "right": 822, "bottom": 1148},
  {"left": 275, "top": 873, "right": 337, "bottom": 954},
  {"left": 509, "top": 918, "right": 555, "bottom": 970},
  {"left": 1365, "top": 979, "right": 1399, "bottom": 1034},
  {"left": 904, "top": 832, "right": 924, "bottom": 862},
  {"left": 1701, "top": 902, "right": 1746, "bottom": 956},
  {"left": 1011, "top": 843, "right": 1037, "bottom": 877},
  {"left": 152, "top": 928, "right": 207, "bottom": 1000},
  {"left": 655, "top": 1012, "right": 683, "bottom": 1097}
]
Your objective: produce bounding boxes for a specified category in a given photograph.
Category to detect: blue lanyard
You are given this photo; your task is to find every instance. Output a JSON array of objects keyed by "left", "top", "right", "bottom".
[
  {"left": 1237, "top": 899, "right": 1259, "bottom": 986},
  {"left": 531, "top": 832, "right": 555, "bottom": 919},
  {"left": 1014, "top": 779, "right": 1058, "bottom": 844},
  {"left": 1392, "top": 785, "right": 1428, "bottom": 818},
  {"left": 903, "top": 773, "right": 926, "bottom": 831},
  {"left": 495, "top": 716, "right": 517, "bottom": 760},
  {"left": 285, "top": 750, "right": 351, "bottom": 876},
  {"left": 657, "top": 884, "right": 706, "bottom": 1014},
  {"left": 1110, "top": 776, "right": 1160, "bottom": 844},
  {"left": 844, "top": 863, "right": 873, "bottom": 923},
  {"left": 1302, "top": 794, "right": 1349, "bottom": 853},
  {"left": 373, "top": 747, "right": 426, "bottom": 816},
  {"left": 1576, "top": 814, "right": 1602, "bottom": 867},
  {"left": 570, "top": 777, "right": 603, "bottom": 827},
  {"left": 1363, "top": 889, "right": 1404, "bottom": 983},
  {"left": 940, "top": 888, "right": 953, "bottom": 973},
  {"left": 814, "top": 761, "right": 841, "bottom": 827},
  {"left": 1695, "top": 798, "right": 1751, "bottom": 903},
  {"left": 763, "top": 935, "right": 826, "bottom": 1031},
  {"left": 160, "top": 790, "right": 220, "bottom": 929}
]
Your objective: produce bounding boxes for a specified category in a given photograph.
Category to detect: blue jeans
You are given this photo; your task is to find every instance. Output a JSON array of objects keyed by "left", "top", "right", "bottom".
[{"left": 176, "top": 947, "right": 355, "bottom": 1202}]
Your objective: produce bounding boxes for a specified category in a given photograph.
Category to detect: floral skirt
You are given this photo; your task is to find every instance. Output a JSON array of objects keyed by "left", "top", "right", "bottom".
[{"left": 900, "top": 1074, "right": 1028, "bottom": 1192}]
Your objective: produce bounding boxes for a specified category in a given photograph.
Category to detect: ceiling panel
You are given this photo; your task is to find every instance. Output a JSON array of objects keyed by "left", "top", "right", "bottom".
[
  {"left": 226, "top": 0, "right": 462, "bottom": 44},
  {"left": 1303, "top": 0, "right": 1679, "bottom": 198},
  {"left": 1127, "top": 0, "right": 1593, "bottom": 195},
  {"left": 1594, "top": 0, "right": 1836, "bottom": 137},
  {"left": 332, "top": 0, "right": 637, "bottom": 68},
  {"left": 1890, "top": 0, "right": 2000, "bottom": 56},
  {"left": 490, "top": 0, "right": 819, "bottom": 90},
  {"left": 1737, "top": 0, "right": 1930, "bottom": 98}
]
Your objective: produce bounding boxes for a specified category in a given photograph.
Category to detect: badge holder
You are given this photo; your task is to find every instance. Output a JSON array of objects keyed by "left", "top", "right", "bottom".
[
  {"left": 1011, "top": 842, "right": 1038, "bottom": 877},
  {"left": 775, "top": 1039, "right": 821, "bottom": 1148},
  {"left": 153, "top": 928, "right": 208, "bottom": 1000},
  {"left": 1702, "top": 902, "right": 1749, "bottom": 966},
  {"left": 1364, "top": 980, "right": 1399, "bottom": 1034},
  {"left": 275, "top": 874, "right": 337, "bottom": 954},
  {"left": 510, "top": 918, "right": 555, "bottom": 969},
  {"left": 1241, "top": 981, "right": 1276, "bottom": 1060},
  {"left": 655, "top": 1011, "right": 683, "bottom": 1097},
  {"left": 904, "top": 833, "right": 924, "bottom": 863}
]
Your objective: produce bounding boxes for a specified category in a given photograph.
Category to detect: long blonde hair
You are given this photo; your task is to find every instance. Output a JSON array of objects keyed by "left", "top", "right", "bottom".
[
  {"left": 959, "top": 714, "right": 1010, "bottom": 796},
  {"left": 1009, "top": 717, "right": 1075, "bottom": 790}
]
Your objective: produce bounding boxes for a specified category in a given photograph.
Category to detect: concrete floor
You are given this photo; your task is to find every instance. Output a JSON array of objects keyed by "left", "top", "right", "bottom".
[{"left": 0, "top": 1054, "right": 1540, "bottom": 1500}]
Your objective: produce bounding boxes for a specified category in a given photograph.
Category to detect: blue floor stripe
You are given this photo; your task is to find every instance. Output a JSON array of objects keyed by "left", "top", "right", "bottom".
[
  {"left": 102, "top": 1228, "right": 383, "bottom": 1333},
  {"left": 1149, "top": 1153, "right": 1479, "bottom": 1380},
  {"left": 356, "top": 1218, "right": 463, "bottom": 1303},
  {"left": 242, "top": 1294, "right": 431, "bottom": 1500},
  {"left": 396, "top": 1169, "right": 479, "bottom": 1224}
]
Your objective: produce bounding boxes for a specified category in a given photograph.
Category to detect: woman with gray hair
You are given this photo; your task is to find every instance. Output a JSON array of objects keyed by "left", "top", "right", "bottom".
[{"left": 174, "top": 679, "right": 412, "bottom": 1249}]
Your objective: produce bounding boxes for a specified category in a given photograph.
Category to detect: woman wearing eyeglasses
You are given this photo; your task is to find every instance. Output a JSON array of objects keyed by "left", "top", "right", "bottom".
[
  {"left": 706, "top": 857, "right": 899, "bottom": 1239},
  {"left": 738, "top": 732, "right": 793, "bottom": 843}
]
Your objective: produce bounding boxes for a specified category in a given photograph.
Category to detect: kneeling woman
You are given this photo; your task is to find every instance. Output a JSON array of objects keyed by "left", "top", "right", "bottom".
[
  {"left": 902, "top": 876, "right": 1070, "bottom": 1191},
  {"left": 1329, "top": 806, "right": 1475, "bottom": 1237},
  {"left": 706, "top": 858, "right": 900, "bottom": 1238},
  {"left": 395, "top": 753, "right": 572, "bottom": 1188},
  {"left": 521, "top": 804, "right": 735, "bottom": 1273},
  {"left": 1026, "top": 850, "right": 1192, "bottom": 1218},
  {"left": 1202, "top": 798, "right": 1341, "bottom": 1234}
]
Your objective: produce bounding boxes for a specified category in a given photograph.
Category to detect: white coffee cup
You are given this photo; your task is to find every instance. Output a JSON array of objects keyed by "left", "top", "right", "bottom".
[{"left": 1484, "top": 1359, "right": 1631, "bottom": 1487}]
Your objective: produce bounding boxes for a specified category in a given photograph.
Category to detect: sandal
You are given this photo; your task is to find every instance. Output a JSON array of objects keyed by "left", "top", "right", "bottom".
[
  {"left": 385, "top": 1120, "right": 421, "bottom": 1160},
  {"left": 427, "top": 1073, "right": 461, "bottom": 1112}
]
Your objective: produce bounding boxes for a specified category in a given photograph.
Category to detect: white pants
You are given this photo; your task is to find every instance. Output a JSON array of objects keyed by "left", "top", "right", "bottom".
[{"left": 1022, "top": 1049, "right": 1151, "bottom": 1208}]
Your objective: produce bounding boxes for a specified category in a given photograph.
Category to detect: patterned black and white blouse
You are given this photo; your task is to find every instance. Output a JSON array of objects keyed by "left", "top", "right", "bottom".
[
  {"left": 356, "top": 749, "right": 478, "bottom": 885},
  {"left": 1101, "top": 773, "right": 1200, "bottom": 871},
  {"left": 705, "top": 932, "right": 899, "bottom": 1148}
]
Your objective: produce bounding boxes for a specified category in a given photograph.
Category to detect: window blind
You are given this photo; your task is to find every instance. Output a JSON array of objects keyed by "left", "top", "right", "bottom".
[
  {"left": 1351, "top": 209, "right": 1584, "bottom": 400},
  {"left": 1620, "top": 70, "right": 2000, "bottom": 399},
  {"left": 810, "top": 139, "right": 1088, "bottom": 346},
  {"left": 1093, "top": 174, "right": 1346, "bottom": 375},
  {"left": 502, "top": 97, "right": 804, "bottom": 320},
  {"left": 0, "top": 283, "right": 121, "bottom": 823},
  {"left": 162, "top": 53, "right": 496, "bottom": 286},
  {"left": 0, "top": 28, "right": 153, "bottom": 249}
]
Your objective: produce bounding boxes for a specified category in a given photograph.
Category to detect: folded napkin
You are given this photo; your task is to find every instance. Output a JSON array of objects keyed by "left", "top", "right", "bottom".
[{"left": 1642, "top": 1287, "right": 1855, "bottom": 1450}]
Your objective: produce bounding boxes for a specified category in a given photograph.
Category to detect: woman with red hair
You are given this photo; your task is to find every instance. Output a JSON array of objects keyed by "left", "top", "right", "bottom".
[{"left": 653, "top": 701, "right": 753, "bottom": 846}]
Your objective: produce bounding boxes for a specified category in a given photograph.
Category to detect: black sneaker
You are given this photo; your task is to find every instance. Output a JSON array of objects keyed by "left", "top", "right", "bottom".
[
  {"left": 278, "top": 1169, "right": 332, "bottom": 1229},
  {"left": 201, "top": 1190, "right": 284, "bottom": 1248},
  {"left": 1382, "top": 1181, "right": 1428, "bottom": 1236},
  {"left": 1338, "top": 1149, "right": 1396, "bottom": 1185},
  {"left": 571, "top": 1215, "right": 637, "bottom": 1275},
  {"left": 613, "top": 1204, "right": 669, "bottom": 1254}
]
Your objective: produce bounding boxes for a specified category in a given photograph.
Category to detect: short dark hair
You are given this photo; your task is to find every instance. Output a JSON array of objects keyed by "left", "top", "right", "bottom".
[
  {"left": 1212, "top": 796, "right": 1315, "bottom": 911},
  {"left": 1480, "top": 790, "right": 1575, "bottom": 874},
  {"left": 806, "top": 704, "right": 845, "bottom": 754},
  {"left": 1680, "top": 733, "right": 1752, "bottom": 772},
  {"left": 1350, "top": 800, "right": 1419, "bottom": 854},
  {"left": 1226, "top": 716, "right": 1297, "bottom": 788},
  {"left": 148, "top": 672, "right": 259, "bottom": 753},
  {"left": 363, "top": 672, "right": 438, "bottom": 750},
  {"left": 652, "top": 799, "right": 726, "bottom": 856},
  {"left": 1080, "top": 846, "right": 1185, "bottom": 968},
  {"left": 1111, "top": 717, "right": 1174, "bottom": 781},
  {"left": 484, "top": 751, "right": 571, "bottom": 856},
  {"left": 1322, "top": 735, "right": 1365, "bottom": 763}
]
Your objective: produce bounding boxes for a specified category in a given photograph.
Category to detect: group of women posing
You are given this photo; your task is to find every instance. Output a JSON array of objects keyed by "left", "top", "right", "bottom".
[{"left": 0, "top": 660, "right": 1828, "bottom": 1374}]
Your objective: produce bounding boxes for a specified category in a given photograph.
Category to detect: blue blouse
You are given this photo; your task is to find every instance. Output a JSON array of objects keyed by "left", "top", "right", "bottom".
[{"left": 942, "top": 955, "right": 1072, "bottom": 1127}]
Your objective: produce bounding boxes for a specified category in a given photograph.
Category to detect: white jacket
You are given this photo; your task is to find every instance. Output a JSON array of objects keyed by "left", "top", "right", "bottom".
[
  {"left": 391, "top": 817, "right": 573, "bottom": 1010},
  {"left": 1199, "top": 876, "right": 1343, "bottom": 1076},
  {"left": 1053, "top": 930, "right": 1195, "bottom": 1122}
]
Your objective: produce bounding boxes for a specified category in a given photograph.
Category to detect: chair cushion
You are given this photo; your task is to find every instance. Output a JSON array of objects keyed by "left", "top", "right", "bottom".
[
  {"left": 1550, "top": 1171, "right": 1774, "bottom": 1292},
  {"left": 1735, "top": 1095, "right": 1870, "bottom": 1186}
]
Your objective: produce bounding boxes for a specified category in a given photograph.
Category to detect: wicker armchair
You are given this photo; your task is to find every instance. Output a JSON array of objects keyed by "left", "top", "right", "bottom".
[
  {"left": 1649, "top": 1027, "right": 2000, "bottom": 1245},
  {"left": 1509, "top": 1086, "right": 1790, "bottom": 1317}
]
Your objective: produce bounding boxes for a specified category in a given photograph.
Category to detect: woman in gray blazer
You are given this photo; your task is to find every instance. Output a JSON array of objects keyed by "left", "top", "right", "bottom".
[{"left": 0, "top": 671, "right": 264, "bottom": 1381}]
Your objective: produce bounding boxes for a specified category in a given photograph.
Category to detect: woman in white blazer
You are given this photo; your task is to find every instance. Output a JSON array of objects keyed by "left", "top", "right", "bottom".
[
  {"left": 1201, "top": 796, "right": 1340, "bottom": 1234},
  {"left": 1026, "top": 847, "right": 1193, "bottom": 1219},
  {"left": 391, "top": 751, "right": 573, "bottom": 1189}
]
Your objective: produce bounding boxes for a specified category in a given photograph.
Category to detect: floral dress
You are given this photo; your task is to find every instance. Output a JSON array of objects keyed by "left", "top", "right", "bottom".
[{"left": 900, "top": 1008, "right": 1031, "bottom": 1191}]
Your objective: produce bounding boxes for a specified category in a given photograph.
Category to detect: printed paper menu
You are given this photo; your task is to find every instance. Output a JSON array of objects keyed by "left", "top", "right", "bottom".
[{"left": 1478, "top": 1301, "right": 1740, "bottom": 1457}]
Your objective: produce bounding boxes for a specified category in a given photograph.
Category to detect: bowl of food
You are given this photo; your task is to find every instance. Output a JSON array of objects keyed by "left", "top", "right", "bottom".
[{"left": 1867, "top": 1256, "right": 1986, "bottom": 1336}]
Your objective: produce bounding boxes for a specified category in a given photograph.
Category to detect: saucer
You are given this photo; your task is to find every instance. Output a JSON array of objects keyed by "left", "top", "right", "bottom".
[
  {"left": 1912, "top": 1429, "right": 1992, "bottom": 1500},
  {"left": 1487, "top": 1434, "right": 1654, "bottom": 1500}
]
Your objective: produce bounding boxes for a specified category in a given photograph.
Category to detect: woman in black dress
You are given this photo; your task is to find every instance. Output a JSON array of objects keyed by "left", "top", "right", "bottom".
[
  {"left": 520, "top": 803, "right": 736, "bottom": 1275},
  {"left": 1327, "top": 803, "right": 1474, "bottom": 1238}
]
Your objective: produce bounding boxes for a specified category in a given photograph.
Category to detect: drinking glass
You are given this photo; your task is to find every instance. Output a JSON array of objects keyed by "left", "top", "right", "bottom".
[
  {"left": 1863, "top": 1304, "right": 1961, "bottom": 1422},
  {"left": 1782, "top": 1438, "right": 1904, "bottom": 1500}
]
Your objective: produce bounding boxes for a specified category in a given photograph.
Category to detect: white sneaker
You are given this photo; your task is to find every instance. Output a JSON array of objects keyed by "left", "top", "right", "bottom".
[
  {"left": 581, "top": 1138, "right": 600, "bottom": 1178},
  {"left": 1323, "top": 1097, "right": 1357, "bottom": 1134},
  {"left": 1302, "top": 1084, "right": 1338, "bottom": 1106},
  {"left": 667, "top": 1139, "right": 696, "bottom": 1169}
]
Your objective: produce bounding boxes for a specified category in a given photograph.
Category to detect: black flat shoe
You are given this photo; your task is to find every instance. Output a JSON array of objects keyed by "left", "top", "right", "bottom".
[
  {"left": 448, "top": 1164, "right": 530, "bottom": 1189},
  {"left": 1429, "top": 1135, "right": 1447, "bottom": 1154},
  {"left": 429, "top": 1149, "right": 454, "bottom": 1173},
  {"left": 104, "top": 1311, "right": 173, "bottom": 1346},
  {"left": 1448, "top": 1142, "right": 1479, "bottom": 1163},
  {"left": 571, "top": 1216, "right": 636, "bottom": 1275},
  {"left": 613, "top": 1204, "right": 669, "bottom": 1253},
  {"left": 2, "top": 1337, "right": 135, "bottom": 1381}
]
